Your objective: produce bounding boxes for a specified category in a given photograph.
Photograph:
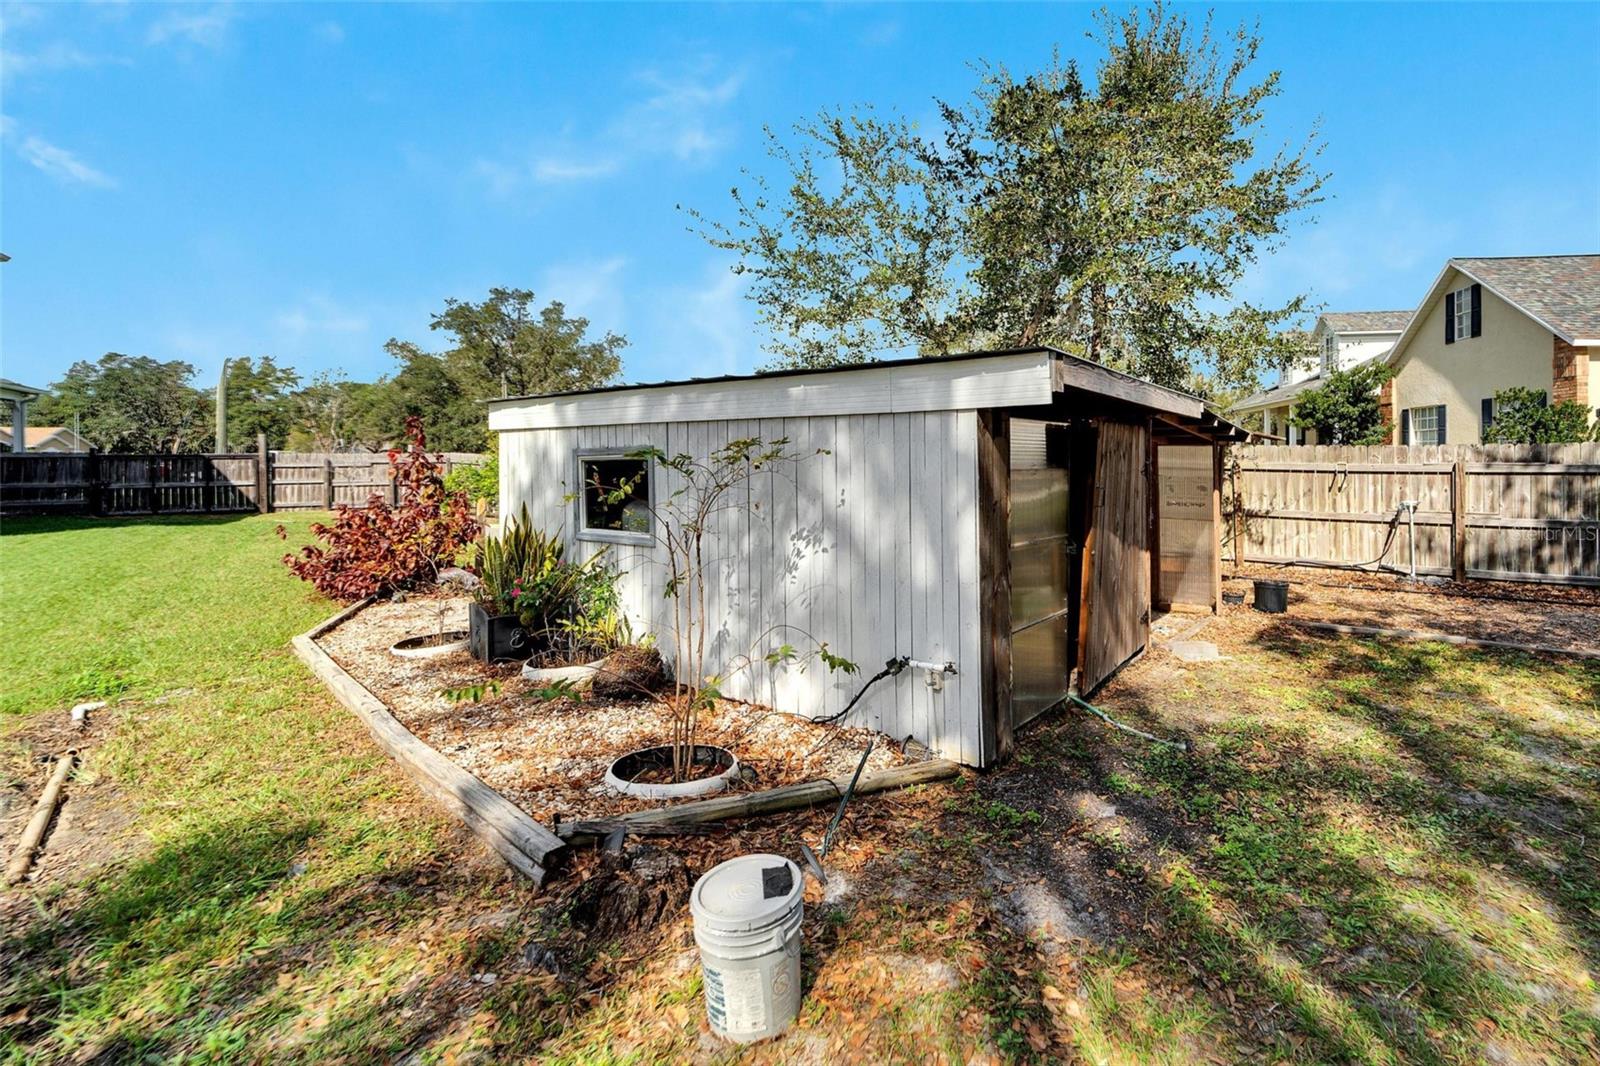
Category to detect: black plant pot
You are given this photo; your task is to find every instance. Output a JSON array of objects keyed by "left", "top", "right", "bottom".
[{"left": 468, "top": 601, "right": 534, "bottom": 663}]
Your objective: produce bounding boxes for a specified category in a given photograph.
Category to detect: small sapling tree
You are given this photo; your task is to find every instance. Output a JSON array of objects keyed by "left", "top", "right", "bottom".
[{"left": 587, "top": 438, "right": 857, "bottom": 781}]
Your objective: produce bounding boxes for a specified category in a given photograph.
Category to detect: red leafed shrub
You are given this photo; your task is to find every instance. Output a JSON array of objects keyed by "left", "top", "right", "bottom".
[{"left": 280, "top": 417, "right": 481, "bottom": 600}]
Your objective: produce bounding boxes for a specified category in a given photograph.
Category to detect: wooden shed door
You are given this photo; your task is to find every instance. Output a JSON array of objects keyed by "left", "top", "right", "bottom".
[{"left": 1078, "top": 421, "right": 1150, "bottom": 693}]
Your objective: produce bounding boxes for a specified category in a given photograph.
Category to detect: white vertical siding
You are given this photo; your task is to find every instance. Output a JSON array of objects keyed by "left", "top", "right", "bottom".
[{"left": 498, "top": 409, "right": 987, "bottom": 765}]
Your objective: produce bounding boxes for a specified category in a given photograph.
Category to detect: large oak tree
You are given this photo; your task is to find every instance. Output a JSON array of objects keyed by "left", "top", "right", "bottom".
[{"left": 691, "top": 4, "right": 1324, "bottom": 396}]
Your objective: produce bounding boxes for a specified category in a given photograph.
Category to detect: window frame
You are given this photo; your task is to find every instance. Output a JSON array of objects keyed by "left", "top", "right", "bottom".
[
  {"left": 1452, "top": 285, "right": 1474, "bottom": 342},
  {"left": 1321, "top": 332, "right": 1338, "bottom": 372},
  {"left": 573, "top": 448, "right": 656, "bottom": 546},
  {"left": 1409, "top": 405, "right": 1444, "bottom": 445}
]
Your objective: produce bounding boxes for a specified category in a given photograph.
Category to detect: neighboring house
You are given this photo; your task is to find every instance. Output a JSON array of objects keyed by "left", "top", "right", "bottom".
[
  {"left": 1230, "top": 310, "right": 1410, "bottom": 443},
  {"left": 0, "top": 425, "right": 89, "bottom": 453},
  {"left": 1380, "top": 255, "right": 1600, "bottom": 444}
]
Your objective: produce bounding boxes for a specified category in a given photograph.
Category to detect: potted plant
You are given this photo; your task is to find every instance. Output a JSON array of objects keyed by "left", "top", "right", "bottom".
[{"left": 467, "top": 507, "right": 615, "bottom": 664}]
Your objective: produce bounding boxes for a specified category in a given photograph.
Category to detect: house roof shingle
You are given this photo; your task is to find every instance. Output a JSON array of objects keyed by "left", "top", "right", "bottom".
[
  {"left": 1450, "top": 255, "right": 1600, "bottom": 340},
  {"left": 1319, "top": 310, "right": 1412, "bottom": 333}
]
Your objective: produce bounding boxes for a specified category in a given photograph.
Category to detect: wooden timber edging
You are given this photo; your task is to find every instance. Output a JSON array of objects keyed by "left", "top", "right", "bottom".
[
  {"left": 1284, "top": 618, "right": 1600, "bottom": 661},
  {"left": 553, "top": 758, "right": 962, "bottom": 845},
  {"left": 291, "top": 603, "right": 566, "bottom": 884}
]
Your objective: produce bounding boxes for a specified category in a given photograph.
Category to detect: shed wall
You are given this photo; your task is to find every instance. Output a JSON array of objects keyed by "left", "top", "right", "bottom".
[{"left": 499, "top": 411, "right": 989, "bottom": 766}]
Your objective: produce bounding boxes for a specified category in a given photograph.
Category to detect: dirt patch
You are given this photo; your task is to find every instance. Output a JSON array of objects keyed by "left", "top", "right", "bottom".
[
  {"left": 315, "top": 595, "right": 911, "bottom": 825},
  {"left": 1227, "top": 563, "right": 1600, "bottom": 650}
]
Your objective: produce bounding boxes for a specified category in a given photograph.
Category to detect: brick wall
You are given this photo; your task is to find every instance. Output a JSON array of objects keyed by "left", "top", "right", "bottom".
[
  {"left": 1377, "top": 377, "right": 1395, "bottom": 442},
  {"left": 1552, "top": 337, "right": 1589, "bottom": 406}
]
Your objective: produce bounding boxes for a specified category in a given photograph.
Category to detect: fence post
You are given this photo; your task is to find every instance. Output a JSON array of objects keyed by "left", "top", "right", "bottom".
[
  {"left": 148, "top": 456, "right": 161, "bottom": 515},
  {"left": 324, "top": 459, "right": 335, "bottom": 510},
  {"left": 1452, "top": 459, "right": 1467, "bottom": 582},
  {"left": 256, "top": 433, "right": 270, "bottom": 514},
  {"left": 85, "top": 450, "right": 102, "bottom": 516}
]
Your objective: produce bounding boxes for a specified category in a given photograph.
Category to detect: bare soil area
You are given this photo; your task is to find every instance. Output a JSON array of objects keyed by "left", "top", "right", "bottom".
[
  {"left": 314, "top": 593, "right": 910, "bottom": 825},
  {"left": 1227, "top": 562, "right": 1600, "bottom": 650}
]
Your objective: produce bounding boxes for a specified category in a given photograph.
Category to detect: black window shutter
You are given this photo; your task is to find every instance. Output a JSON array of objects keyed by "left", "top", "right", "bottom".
[
  {"left": 1400, "top": 409, "right": 1411, "bottom": 444},
  {"left": 1480, "top": 398, "right": 1494, "bottom": 439},
  {"left": 1436, "top": 406, "right": 1447, "bottom": 444},
  {"left": 1445, "top": 291, "right": 1456, "bottom": 344},
  {"left": 1470, "top": 283, "right": 1482, "bottom": 337}
]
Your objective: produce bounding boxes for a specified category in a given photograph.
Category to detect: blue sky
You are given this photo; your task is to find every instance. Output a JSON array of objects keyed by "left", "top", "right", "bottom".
[{"left": 3, "top": 1, "right": 1598, "bottom": 393}]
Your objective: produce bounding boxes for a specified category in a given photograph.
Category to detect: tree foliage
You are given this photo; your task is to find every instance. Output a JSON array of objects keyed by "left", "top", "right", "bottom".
[
  {"left": 219, "top": 356, "right": 301, "bottom": 450},
  {"left": 279, "top": 417, "right": 480, "bottom": 600},
  {"left": 1481, "top": 388, "right": 1598, "bottom": 445},
  {"left": 691, "top": 3, "right": 1324, "bottom": 394},
  {"left": 1288, "top": 361, "right": 1393, "bottom": 445},
  {"left": 34, "top": 353, "right": 211, "bottom": 453}
]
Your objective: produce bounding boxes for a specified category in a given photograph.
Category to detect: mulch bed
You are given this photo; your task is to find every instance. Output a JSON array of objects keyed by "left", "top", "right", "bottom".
[
  {"left": 1225, "top": 563, "right": 1600, "bottom": 650},
  {"left": 314, "top": 592, "right": 910, "bottom": 827}
]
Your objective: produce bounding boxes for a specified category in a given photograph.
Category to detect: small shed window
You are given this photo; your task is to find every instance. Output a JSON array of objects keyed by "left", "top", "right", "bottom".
[{"left": 577, "top": 453, "right": 652, "bottom": 542}]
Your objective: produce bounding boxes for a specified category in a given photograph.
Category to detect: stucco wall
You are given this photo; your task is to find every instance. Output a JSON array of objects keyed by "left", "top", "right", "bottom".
[{"left": 1390, "top": 269, "right": 1556, "bottom": 442}]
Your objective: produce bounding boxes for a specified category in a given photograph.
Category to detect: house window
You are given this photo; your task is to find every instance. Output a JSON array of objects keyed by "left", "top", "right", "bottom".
[
  {"left": 577, "top": 453, "right": 652, "bottom": 542},
  {"left": 1322, "top": 333, "right": 1337, "bottom": 372},
  {"left": 1453, "top": 286, "right": 1473, "bottom": 341},
  {"left": 1409, "top": 405, "right": 1445, "bottom": 445}
]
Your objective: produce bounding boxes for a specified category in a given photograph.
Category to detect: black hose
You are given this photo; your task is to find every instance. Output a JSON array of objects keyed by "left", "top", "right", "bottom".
[{"left": 811, "top": 656, "right": 908, "bottom": 728}]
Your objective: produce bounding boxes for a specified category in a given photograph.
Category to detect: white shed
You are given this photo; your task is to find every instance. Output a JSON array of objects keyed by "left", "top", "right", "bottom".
[{"left": 489, "top": 347, "right": 1243, "bottom": 768}]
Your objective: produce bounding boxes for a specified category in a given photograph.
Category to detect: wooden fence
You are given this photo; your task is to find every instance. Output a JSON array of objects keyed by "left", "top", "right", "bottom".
[
  {"left": 1, "top": 437, "right": 485, "bottom": 517},
  {"left": 1227, "top": 443, "right": 1600, "bottom": 586},
  {"left": 268, "top": 451, "right": 484, "bottom": 511}
]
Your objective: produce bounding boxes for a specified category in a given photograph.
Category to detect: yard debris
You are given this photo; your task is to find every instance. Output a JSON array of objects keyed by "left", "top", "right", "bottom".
[
  {"left": 68, "top": 701, "right": 105, "bottom": 729},
  {"left": 4, "top": 751, "right": 75, "bottom": 886},
  {"left": 566, "top": 845, "right": 690, "bottom": 940}
]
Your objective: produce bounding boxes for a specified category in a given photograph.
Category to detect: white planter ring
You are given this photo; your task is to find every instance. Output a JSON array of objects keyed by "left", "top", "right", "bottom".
[
  {"left": 604, "top": 744, "right": 741, "bottom": 800},
  {"left": 389, "top": 631, "right": 470, "bottom": 660},
  {"left": 521, "top": 655, "right": 610, "bottom": 688}
]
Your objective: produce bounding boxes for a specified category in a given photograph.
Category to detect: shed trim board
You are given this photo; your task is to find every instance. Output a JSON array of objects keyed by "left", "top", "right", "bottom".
[
  {"left": 494, "top": 349, "right": 1235, "bottom": 768},
  {"left": 487, "top": 346, "right": 1208, "bottom": 431}
]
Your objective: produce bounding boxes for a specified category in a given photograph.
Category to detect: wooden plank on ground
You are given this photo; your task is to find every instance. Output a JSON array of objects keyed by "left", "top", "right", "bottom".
[
  {"left": 291, "top": 610, "right": 565, "bottom": 884},
  {"left": 556, "top": 758, "right": 961, "bottom": 844}
]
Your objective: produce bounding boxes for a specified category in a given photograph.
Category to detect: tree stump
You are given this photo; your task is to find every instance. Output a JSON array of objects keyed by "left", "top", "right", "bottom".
[{"left": 567, "top": 846, "right": 691, "bottom": 939}]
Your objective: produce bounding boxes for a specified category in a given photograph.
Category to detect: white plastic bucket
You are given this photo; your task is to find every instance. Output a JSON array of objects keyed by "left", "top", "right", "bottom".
[{"left": 689, "top": 853, "right": 805, "bottom": 1043}]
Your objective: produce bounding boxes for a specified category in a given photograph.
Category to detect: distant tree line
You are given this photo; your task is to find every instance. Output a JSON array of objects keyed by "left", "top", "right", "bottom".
[{"left": 21, "top": 289, "right": 625, "bottom": 454}]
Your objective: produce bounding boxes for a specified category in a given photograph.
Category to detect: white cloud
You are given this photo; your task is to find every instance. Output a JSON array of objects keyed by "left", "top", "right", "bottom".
[
  {"left": 537, "top": 257, "right": 629, "bottom": 333},
  {"left": 146, "top": 4, "right": 234, "bottom": 50},
  {"left": 276, "top": 296, "right": 368, "bottom": 337},
  {"left": 532, "top": 156, "right": 620, "bottom": 183},
  {"left": 312, "top": 20, "right": 344, "bottom": 45},
  {"left": 1, "top": 41, "right": 126, "bottom": 81},
  {"left": 9, "top": 126, "right": 117, "bottom": 187},
  {"left": 474, "top": 59, "right": 745, "bottom": 196},
  {"left": 616, "top": 66, "right": 744, "bottom": 163},
  {"left": 647, "top": 259, "right": 757, "bottom": 379}
]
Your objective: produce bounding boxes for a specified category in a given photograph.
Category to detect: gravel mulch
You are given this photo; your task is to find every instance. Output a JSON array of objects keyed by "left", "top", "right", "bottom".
[{"left": 315, "top": 593, "right": 908, "bottom": 826}]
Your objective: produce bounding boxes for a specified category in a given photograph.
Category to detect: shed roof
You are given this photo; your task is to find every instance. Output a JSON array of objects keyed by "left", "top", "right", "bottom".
[{"left": 488, "top": 345, "right": 1243, "bottom": 439}]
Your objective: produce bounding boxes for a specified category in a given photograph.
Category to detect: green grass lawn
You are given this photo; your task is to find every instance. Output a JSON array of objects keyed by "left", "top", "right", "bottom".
[{"left": 0, "top": 515, "right": 540, "bottom": 1064}]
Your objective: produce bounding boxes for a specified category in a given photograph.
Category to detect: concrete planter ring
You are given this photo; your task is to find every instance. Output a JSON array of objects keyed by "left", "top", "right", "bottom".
[
  {"left": 389, "top": 630, "right": 469, "bottom": 659},
  {"left": 604, "top": 744, "right": 740, "bottom": 800},
  {"left": 522, "top": 655, "right": 610, "bottom": 688}
]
